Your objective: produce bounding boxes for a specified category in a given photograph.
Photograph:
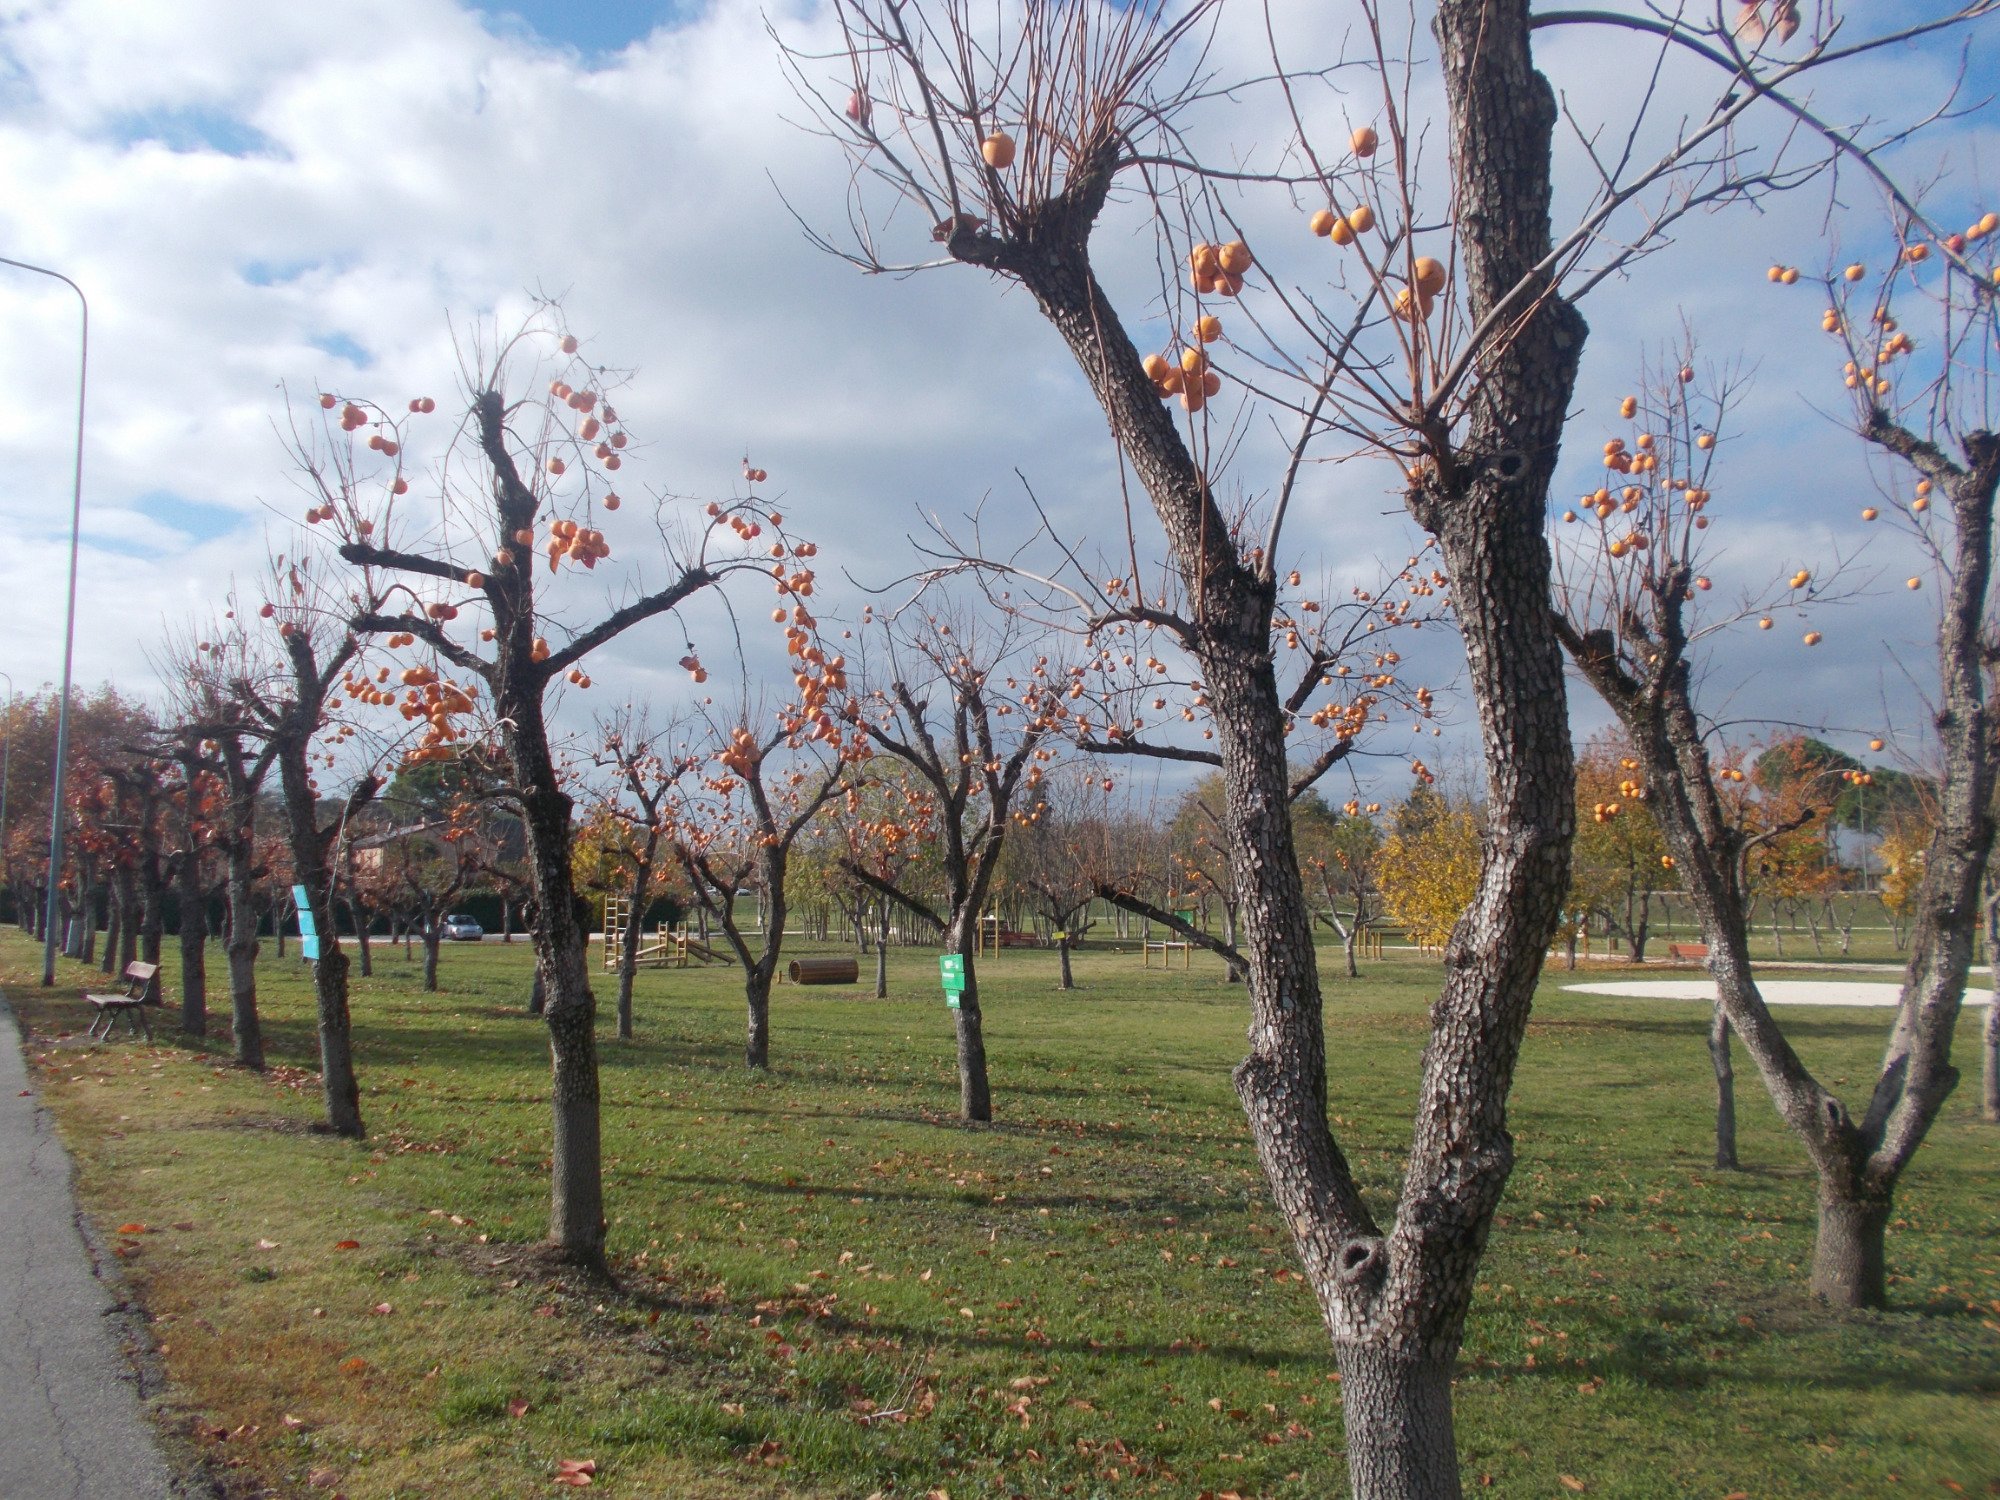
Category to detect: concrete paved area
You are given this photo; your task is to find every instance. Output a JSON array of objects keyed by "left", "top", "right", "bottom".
[
  {"left": 0, "top": 994, "right": 177, "bottom": 1499},
  {"left": 1562, "top": 977, "right": 1995, "bottom": 1005}
]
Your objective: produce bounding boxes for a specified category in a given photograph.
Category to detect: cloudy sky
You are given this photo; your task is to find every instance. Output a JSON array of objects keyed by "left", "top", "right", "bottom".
[{"left": 0, "top": 0, "right": 1992, "bottom": 808}]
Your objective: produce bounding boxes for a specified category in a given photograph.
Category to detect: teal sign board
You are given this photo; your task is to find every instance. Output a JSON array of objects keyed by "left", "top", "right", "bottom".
[
  {"left": 292, "top": 884, "right": 321, "bottom": 962},
  {"left": 939, "top": 954, "right": 965, "bottom": 1009}
]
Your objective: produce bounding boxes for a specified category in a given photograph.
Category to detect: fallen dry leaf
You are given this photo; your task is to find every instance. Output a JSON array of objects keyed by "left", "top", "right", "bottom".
[
  {"left": 507, "top": 1398, "right": 531, "bottom": 1419},
  {"left": 339, "top": 1357, "right": 367, "bottom": 1375},
  {"left": 256, "top": 1238, "right": 280, "bottom": 1250},
  {"left": 117, "top": 1223, "right": 148, "bottom": 1235},
  {"left": 371, "top": 1303, "right": 394, "bottom": 1316},
  {"left": 1559, "top": 1477, "right": 1587, "bottom": 1494},
  {"left": 333, "top": 1239, "right": 361, "bottom": 1251},
  {"left": 281, "top": 1414, "right": 308, "bottom": 1431}
]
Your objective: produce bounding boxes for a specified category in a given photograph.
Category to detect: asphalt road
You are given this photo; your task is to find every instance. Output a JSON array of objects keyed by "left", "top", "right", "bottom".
[{"left": 0, "top": 994, "right": 177, "bottom": 1499}]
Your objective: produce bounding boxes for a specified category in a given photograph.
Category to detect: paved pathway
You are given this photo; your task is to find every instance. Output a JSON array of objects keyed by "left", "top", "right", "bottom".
[
  {"left": 0, "top": 994, "right": 177, "bottom": 1499},
  {"left": 1562, "top": 977, "right": 1995, "bottom": 1006}
]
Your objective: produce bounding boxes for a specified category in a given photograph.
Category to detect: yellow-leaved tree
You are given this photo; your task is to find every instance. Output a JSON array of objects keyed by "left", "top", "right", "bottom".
[{"left": 1376, "top": 790, "right": 1481, "bottom": 952}]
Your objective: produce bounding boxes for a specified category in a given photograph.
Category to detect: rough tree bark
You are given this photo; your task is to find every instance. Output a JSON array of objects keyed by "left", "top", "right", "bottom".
[{"left": 224, "top": 836, "right": 264, "bottom": 1070}]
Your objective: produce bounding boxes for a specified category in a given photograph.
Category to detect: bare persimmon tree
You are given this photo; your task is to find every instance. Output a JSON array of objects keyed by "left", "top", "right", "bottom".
[
  {"left": 580, "top": 708, "right": 694, "bottom": 1040},
  {"left": 836, "top": 597, "right": 1067, "bottom": 1119},
  {"left": 160, "top": 611, "right": 320, "bottom": 1071},
  {"left": 781, "top": 0, "right": 1989, "bottom": 1487},
  {"left": 315, "top": 315, "right": 796, "bottom": 1265},
  {"left": 834, "top": 772, "right": 938, "bottom": 996},
  {"left": 1557, "top": 201, "right": 2000, "bottom": 1306},
  {"left": 666, "top": 689, "right": 858, "bottom": 1070},
  {"left": 183, "top": 543, "right": 398, "bottom": 1137}
]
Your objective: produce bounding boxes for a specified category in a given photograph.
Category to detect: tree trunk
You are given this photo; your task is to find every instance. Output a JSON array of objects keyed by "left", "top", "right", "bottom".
[
  {"left": 138, "top": 869, "right": 164, "bottom": 969},
  {"left": 1982, "top": 999, "right": 1997, "bottom": 1124},
  {"left": 1343, "top": 925, "right": 1361, "bottom": 980},
  {"left": 745, "top": 967, "right": 773, "bottom": 1070},
  {"left": 502, "top": 895, "right": 514, "bottom": 942},
  {"left": 1334, "top": 1344, "right": 1460, "bottom": 1500},
  {"left": 226, "top": 839, "right": 264, "bottom": 1071},
  {"left": 346, "top": 898, "right": 374, "bottom": 976},
  {"left": 1709, "top": 1006, "right": 1739, "bottom": 1170},
  {"left": 275, "top": 746, "right": 364, "bottom": 1138},
  {"left": 101, "top": 887, "right": 121, "bottom": 976},
  {"left": 511, "top": 743, "right": 605, "bottom": 1265},
  {"left": 77, "top": 873, "right": 97, "bottom": 964},
  {"left": 948, "top": 919, "right": 992, "bottom": 1122},
  {"left": 875, "top": 901, "right": 889, "bottom": 998},
  {"left": 617, "top": 856, "right": 652, "bottom": 1041},
  {"left": 176, "top": 847, "right": 207, "bottom": 1038},
  {"left": 529, "top": 963, "right": 547, "bottom": 1015},
  {"left": 1809, "top": 1189, "right": 1890, "bottom": 1308},
  {"left": 1056, "top": 934, "right": 1074, "bottom": 990},
  {"left": 117, "top": 872, "right": 138, "bottom": 970},
  {"left": 422, "top": 919, "right": 441, "bottom": 992}
]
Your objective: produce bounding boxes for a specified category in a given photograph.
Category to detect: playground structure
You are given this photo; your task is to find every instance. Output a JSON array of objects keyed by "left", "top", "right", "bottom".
[
  {"left": 977, "top": 913, "right": 1044, "bottom": 956},
  {"left": 1141, "top": 938, "right": 1191, "bottom": 970},
  {"left": 601, "top": 893, "right": 727, "bottom": 970}
]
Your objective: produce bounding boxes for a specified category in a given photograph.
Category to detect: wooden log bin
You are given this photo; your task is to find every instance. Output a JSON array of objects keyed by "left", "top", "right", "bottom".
[{"left": 788, "top": 957, "right": 861, "bottom": 986}]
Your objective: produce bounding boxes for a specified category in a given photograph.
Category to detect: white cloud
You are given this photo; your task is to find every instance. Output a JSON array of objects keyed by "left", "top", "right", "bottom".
[{"left": 0, "top": 0, "right": 1988, "bottom": 807}]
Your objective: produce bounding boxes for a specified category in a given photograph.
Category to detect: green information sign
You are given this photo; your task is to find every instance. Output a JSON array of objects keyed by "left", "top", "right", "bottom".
[{"left": 939, "top": 954, "right": 965, "bottom": 1009}]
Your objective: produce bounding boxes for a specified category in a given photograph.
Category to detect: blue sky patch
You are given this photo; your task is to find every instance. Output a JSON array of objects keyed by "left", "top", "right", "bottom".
[
  {"left": 136, "top": 490, "right": 242, "bottom": 545},
  {"left": 310, "top": 332, "right": 373, "bottom": 369},
  {"left": 105, "top": 105, "right": 273, "bottom": 158},
  {"left": 242, "top": 259, "right": 321, "bottom": 288},
  {"left": 471, "top": 1, "right": 679, "bottom": 58}
]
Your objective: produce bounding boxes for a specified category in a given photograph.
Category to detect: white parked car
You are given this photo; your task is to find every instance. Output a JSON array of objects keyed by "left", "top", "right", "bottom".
[{"left": 440, "top": 914, "right": 484, "bottom": 942}]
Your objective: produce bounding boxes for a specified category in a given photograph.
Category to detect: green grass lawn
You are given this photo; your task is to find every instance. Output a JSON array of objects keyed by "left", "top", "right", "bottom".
[{"left": 3, "top": 927, "right": 1995, "bottom": 1498}]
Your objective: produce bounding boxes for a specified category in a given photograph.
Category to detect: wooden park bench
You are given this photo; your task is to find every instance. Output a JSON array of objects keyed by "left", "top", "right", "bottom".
[
  {"left": 85, "top": 961, "right": 160, "bottom": 1041},
  {"left": 1667, "top": 943, "right": 1710, "bottom": 963}
]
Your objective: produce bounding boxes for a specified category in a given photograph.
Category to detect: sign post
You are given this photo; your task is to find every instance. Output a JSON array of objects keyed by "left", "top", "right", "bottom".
[
  {"left": 938, "top": 953, "right": 965, "bottom": 1010},
  {"left": 291, "top": 883, "right": 321, "bottom": 962}
]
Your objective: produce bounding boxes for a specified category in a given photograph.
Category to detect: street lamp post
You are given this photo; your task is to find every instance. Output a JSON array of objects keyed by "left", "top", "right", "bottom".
[
  {"left": 0, "top": 670, "right": 14, "bottom": 908},
  {"left": 0, "top": 255, "right": 89, "bottom": 986}
]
